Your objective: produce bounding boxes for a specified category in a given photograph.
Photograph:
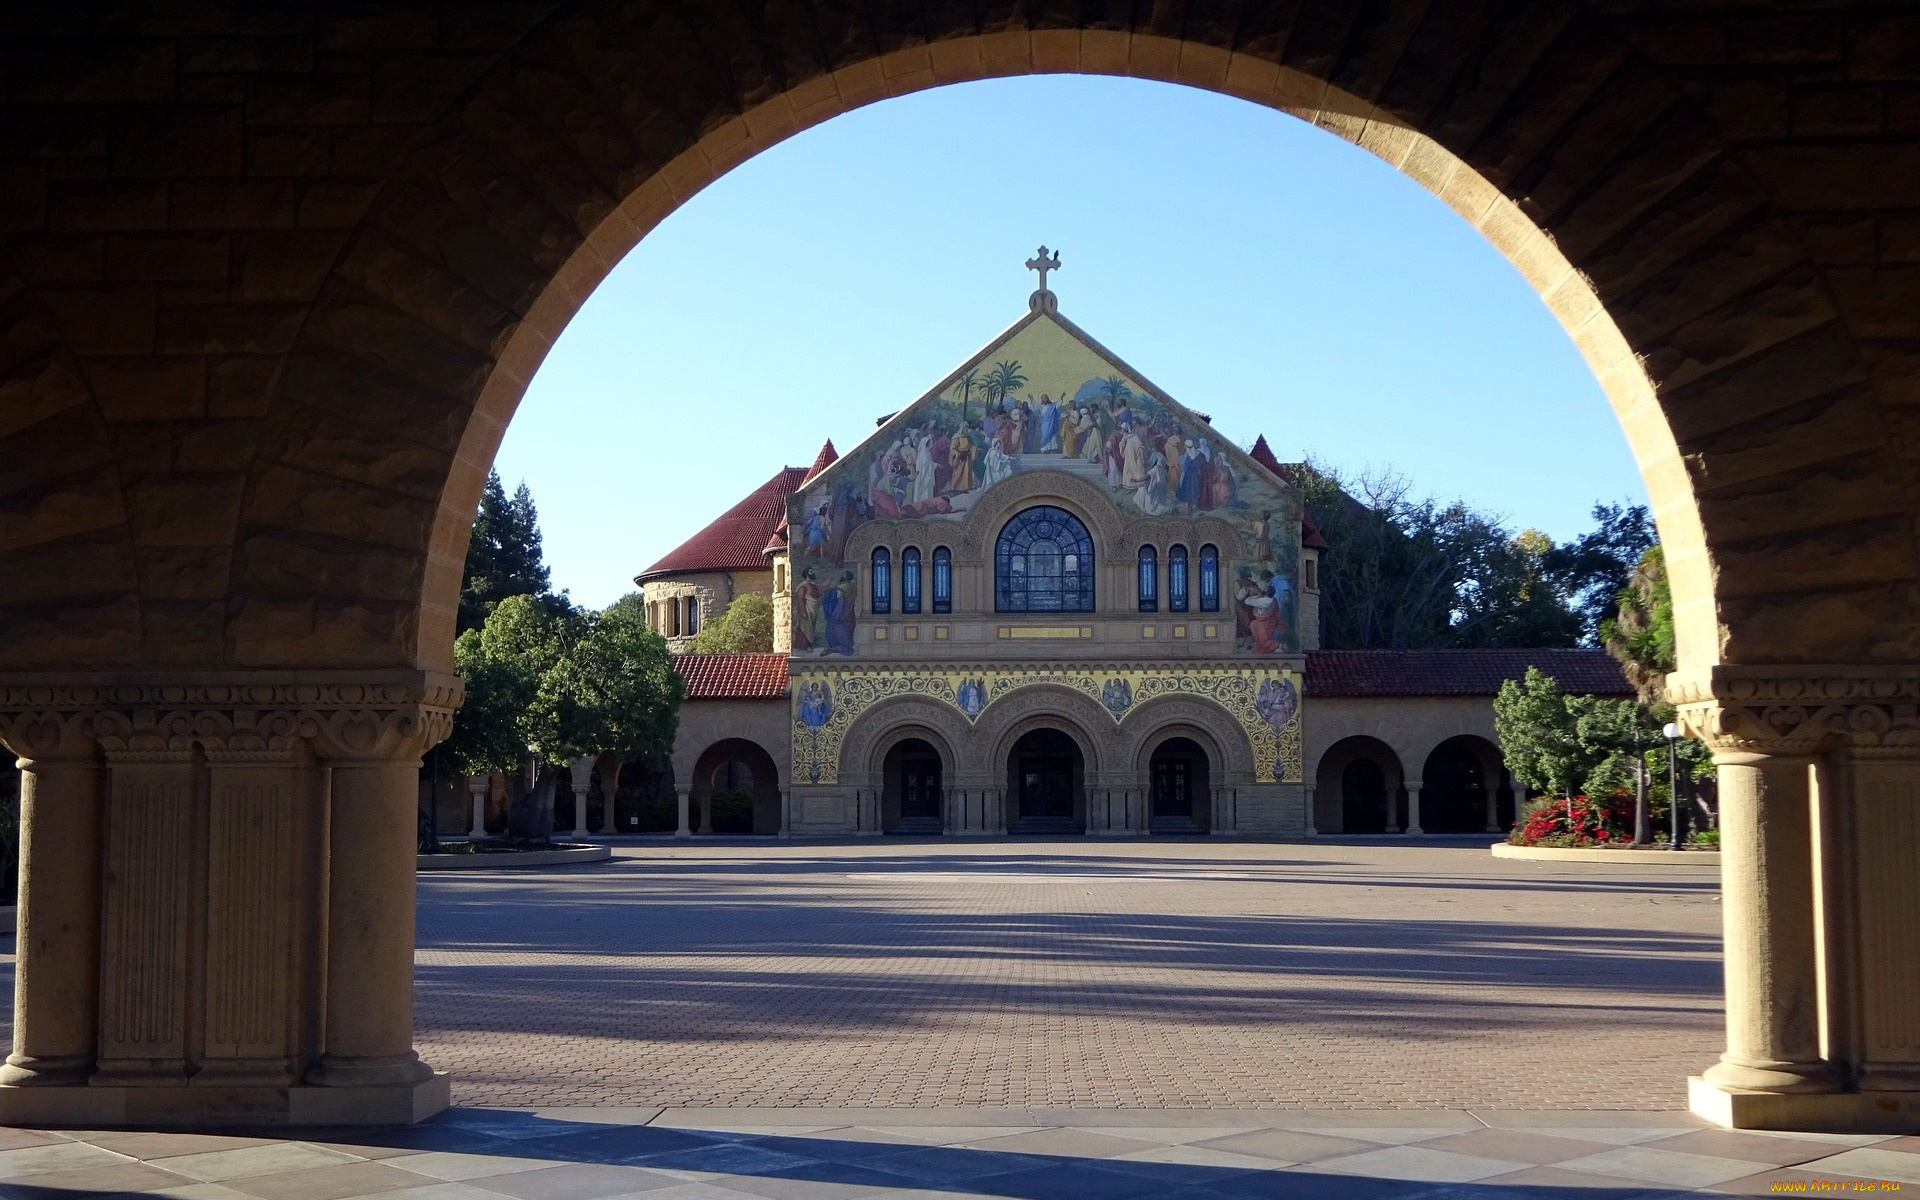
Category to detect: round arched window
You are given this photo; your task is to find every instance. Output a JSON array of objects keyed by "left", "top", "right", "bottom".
[{"left": 995, "top": 505, "right": 1095, "bottom": 613}]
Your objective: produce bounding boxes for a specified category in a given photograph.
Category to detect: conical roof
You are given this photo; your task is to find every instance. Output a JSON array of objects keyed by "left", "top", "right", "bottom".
[{"left": 637, "top": 464, "right": 809, "bottom": 580}]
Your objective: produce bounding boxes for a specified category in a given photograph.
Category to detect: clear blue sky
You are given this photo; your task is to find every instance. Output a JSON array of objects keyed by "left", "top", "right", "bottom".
[{"left": 494, "top": 76, "right": 1646, "bottom": 609}]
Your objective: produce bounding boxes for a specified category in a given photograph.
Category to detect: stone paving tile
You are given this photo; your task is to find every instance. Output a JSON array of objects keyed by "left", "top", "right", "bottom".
[
  {"left": 1641, "top": 1126, "right": 1849, "bottom": 1166},
  {"left": 0, "top": 1157, "right": 196, "bottom": 1194},
  {"left": 161, "top": 1144, "right": 368, "bottom": 1183},
  {"left": 1406, "top": 1127, "right": 1623, "bottom": 1164},
  {"left": 1293, "top": 1144, "right": 1531, "bottom": 1182},
  {"left": 947, "top": 1128, "right": 1153, "bottom": 1158},
  {"left": 388, "top": 1152, "right": 576, "bottom": 1182},
  {"left": 462, "top": 1162, "right": 682, "bottom": 1199},
  {"left": 0, "top": 1129, "right": 67, "bottom": 1153},
  {"left": 393, "top": 841, "right": 1722, "bottom": 1110},
  {"left": 1782, "top": 1144, "right": 1920, "bottom": 1183},
  {"left": 1710, "top": 1164, "right": 1912, "bottom": 1196},
  {"left": 225, "top": 1160, "right": 443, "bottom": 1200},
  {"left": 0, "top": 1139, "right": 141, "bottom": 1177},
  {"left": 1553, "top": 1145, "right": 1775, "bottom": 1188},
  {"left": 1454, "top": 1164, "right": 1686, "bottom": 1197},
  {"left": 91, "top": 1132, "right": 283, "bottom": 1160},
  {"left": 1187, "top": 1127, "right": 1380, "bottom": 1162}
]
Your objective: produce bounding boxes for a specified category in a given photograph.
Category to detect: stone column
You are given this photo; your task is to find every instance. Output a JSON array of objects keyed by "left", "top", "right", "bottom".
[
  {"left": 306, "top": 727, "right": 435, "bottom": 1089},
  {"left": 1836, "top": 745, "right": 1920, "bottom": 1094},
  {"left": 675, "top": 786, "right": 692, "bottom": 838},
  {"left": 698, "top": 787, "right": 713, "bottom": 835},
  {"left": 0, "top": 713, "right": 100, "bottom": 1086},
  {"left": 1700, "top": 748, "right": 1835, "bottom": 1094},
  {"left": 568, "top": 757, "right": 592, "bottom": 840},
  {"left": 599, "top": 759, "right": 622, "bottom": 835},
  {"left": 1303, "top": 784, "right": 1317, "bottom": 837},
  {"left": 467, "top": 773, "right": 488, "bottom": 840},
  {"left": 1404, "top": 781, "right": 1424, "bottom": 836}
]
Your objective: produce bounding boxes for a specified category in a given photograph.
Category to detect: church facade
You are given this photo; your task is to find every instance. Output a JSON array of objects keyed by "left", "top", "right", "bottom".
[{"left": 636, "top": 278, "right": 1630, "bottom": 840}]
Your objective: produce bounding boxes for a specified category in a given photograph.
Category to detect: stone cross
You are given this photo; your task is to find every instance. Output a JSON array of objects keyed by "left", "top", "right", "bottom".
[{"left": 1026, "top": 245, "right": 1061, "bottom": 292}]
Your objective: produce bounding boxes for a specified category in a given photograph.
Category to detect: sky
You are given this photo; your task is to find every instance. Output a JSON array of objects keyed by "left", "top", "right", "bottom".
[{"left": 493, "top": 75, "right": 1647, "bottom": 609}]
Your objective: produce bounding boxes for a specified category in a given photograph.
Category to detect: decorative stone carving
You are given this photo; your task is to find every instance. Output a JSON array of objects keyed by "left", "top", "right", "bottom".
[{"left": 1671, "top": 670, "right": 1920, "bottom": 756}]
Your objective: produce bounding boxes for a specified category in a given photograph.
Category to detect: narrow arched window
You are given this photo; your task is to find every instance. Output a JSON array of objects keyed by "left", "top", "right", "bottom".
[
  {"left": 670, "top": 599, "right": 681, "bottom": 637},
  {"left": 685, "top": 596, "right": 699, "bottom": 635},
  {"left": 1169, "top": 544, "right": 1189, "bottom": 612},
  {"left": 1199, "top": 544, "right": 1220, "bottom": 612},
  {"left": 901, "top": 546, "right": 922, "bottom": 614},
  {"left": 1138, "top": 546, "right": 1158, "bottom": 613},
  {"left": 994, "top": 506, "right": 1095, "bottom": 612},
  {"left": 871, "top": 547, "right": 891, "bottom": 614},
  {"left": 932, "top": 546, "right": 952, "bottom": 613}
]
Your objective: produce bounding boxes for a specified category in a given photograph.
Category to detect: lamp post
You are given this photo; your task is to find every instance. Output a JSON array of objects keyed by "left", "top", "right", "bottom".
[{"left": 1662, "top": 721, "right": 1682, "bottom": 850}]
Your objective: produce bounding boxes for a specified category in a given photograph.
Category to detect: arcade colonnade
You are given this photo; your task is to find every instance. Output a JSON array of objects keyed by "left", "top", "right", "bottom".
[{"left": 2, "top": 2, "right": 1920, "bottom": 1133}]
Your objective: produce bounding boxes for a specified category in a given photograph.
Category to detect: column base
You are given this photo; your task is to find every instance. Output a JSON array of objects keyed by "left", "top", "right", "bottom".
[
  {"left": 0, "top": 1073, "right": 449, "bottom": 1128},
  {"left": 1690, "top": 1075, "right": 1920, "bottom": 1134},
  {"left": 1703, "top": 1055, "right": 1841, "bottom": 1093},
  {"left": 0, "top": 1055, "right": 93, "bottom": 1086}
]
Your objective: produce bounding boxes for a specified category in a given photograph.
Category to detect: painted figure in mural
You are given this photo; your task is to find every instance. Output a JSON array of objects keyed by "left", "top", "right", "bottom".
[
  {"left": 1177, "top": 438, "right": 1205, "bottom": 507},
  {"left": 947, "top": 425, "right": 976, "bottom": 492},
  {"left": 1038, "top": 394, "right": 1061, "bottom": 452},
  {"left": 1059, "top": 405, "right": 1082, "bottom": 458},
  {"left": 1162, "top": 431, "right": 1185, "bottom": 497},
  {"left": 1256, "top": 677, "right": 1298, "bottom": 733},
  {"left": 822, "top": 570, "right": 857, "bottom": 655},
  {"left": 1240, "top": 568, "right": 1290, "bottom": 653},
  {"left": 1101, "top": 677, "right": 1134, "bottom": 718},
  {"left": 1232, "top": 568, "right": 1260, "bottom": 646},
  {"left": 984, "top": 434, "right": 1014, "bottom": 488},
  {"left": 1137, "top": 451, "right": 1173, "bottom": 516},
  {"left": 1253, "top": 510, "right": 1275, "bottom": 564},
  {"left": 1121, "top": 426, "right": 1150, "bottom": 491},
  {"left": 1210, "top": 445, "right": 1243, "bottom": 509},
  {"left": 1083, "top": 412, "right": 1104, "bottom": 465},
  {"left": 799, "top": 681, "right": 835, "bottom": 730},
  {"left": 912, "top": 430, "right": 938, "bottom": 505},
  {"left": 1103, "top": 428, "right": 1125, "bottom": 488},
  {"left": 1268, "top": 569, "right": 1296, "bottom": 638},
  {"left": 793, "top": 567, "right": 826, "bottom": 653},
  {"left": 956, "top": 678, "right": 987, "bottom": 720}
]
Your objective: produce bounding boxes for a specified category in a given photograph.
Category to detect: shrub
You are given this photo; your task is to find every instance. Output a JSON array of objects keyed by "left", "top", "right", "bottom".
[
  {"left": 1508, "top": 793, "right": 1635, "bottom": 847},
  {"left": 1691, "top": 828, "right": 1720, "bottom": 848}
]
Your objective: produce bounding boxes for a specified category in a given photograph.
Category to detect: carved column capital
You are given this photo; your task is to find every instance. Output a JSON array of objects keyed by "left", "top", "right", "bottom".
[
  {"left": 0, "top": 670, "right": 462, "bottom": 765},
  {"left": 1670, "top": 667, "right": 1920, "bottom": 759}
]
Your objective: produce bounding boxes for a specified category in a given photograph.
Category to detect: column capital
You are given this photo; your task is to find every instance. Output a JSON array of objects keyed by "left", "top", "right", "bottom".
[
  {"left": 1670, "top": 667, "right": 1920, "bottom": 758},
  {"left": 0, "top": 670, "right": 462, "bottom": 764}
]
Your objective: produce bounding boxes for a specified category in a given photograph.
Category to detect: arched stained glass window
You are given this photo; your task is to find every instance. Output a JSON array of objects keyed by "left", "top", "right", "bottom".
[
  {"left": 685, "top": 596, "right": 699, "bottom": 635},
  {"left": 1199, "top": 544, "right": 1220, "bottom": 612},
  {"left": 932, "top": 547, "right": 952, "bottom": 613},
  {"left": 1169, "top": 544, "right": 1189, "bottom": 612},
  {"left": 995, "top": 506, "right": 1095, "bottom": 613},
  {"left": 901, "top": 546, "right": 922, "bottom": 614},
  {"left": 871, "top": 547, "right": 891, "bottom": 614},
  {"left": 1137, "top": 545, "right": 1158, "bottom": 613}
]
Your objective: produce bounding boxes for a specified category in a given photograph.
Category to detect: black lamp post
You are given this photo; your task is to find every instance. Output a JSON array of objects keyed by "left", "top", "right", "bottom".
[{"left": 1662, "top": 721, "right": 1682, "bottom": 850}]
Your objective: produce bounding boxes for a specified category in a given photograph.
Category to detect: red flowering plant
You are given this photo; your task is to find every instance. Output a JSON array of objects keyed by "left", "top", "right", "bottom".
[{"left": 1510, "top": 792, "right": 1636, "bottom": 847}]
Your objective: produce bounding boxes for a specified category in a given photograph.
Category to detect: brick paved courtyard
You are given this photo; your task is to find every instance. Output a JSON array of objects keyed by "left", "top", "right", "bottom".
[{"left": 411, "top": 840, "right": 1724, "bottom": 1110}]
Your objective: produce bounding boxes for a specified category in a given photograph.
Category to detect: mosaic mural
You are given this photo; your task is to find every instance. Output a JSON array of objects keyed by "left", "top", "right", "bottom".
[
  {"left": 791, "top": 666, "right": 1304, "bottom": 786},
  {"left": 786, "top": 314, "right": 1304, "bottom": 656}
]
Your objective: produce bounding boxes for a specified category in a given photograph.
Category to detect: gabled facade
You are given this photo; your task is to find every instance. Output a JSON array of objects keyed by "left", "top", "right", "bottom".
[{"left": 651, "top": 288, "right": 1629, "bottom": 843}]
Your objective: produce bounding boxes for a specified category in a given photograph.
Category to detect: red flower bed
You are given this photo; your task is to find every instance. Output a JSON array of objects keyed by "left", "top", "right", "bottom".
[{"left": 1510, "top": 793, "right": 1635, "bottom": 847}]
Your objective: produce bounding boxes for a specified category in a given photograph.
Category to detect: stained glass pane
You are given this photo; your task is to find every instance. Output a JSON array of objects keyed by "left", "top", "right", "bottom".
[
  {"left": 994, "top": 505, "right": 1095, "bottom": 613},
  {"left": 1169, "top": 545, "right": 1189, "bottom": 612},
  {"left": 1199, "top": 544, "right": 1220, "bottom": 612},
  {"left": 902, "top": 546, "right": 921, "bottom": 614},
  {"left": 871, "top": 547, "right": 891, "bottom": 614},
  {"left": 1138, "top": 546, "right": 1158, "bottom": 613},
  {"left": 932, "top": 546, "right": 951, "bottom": 613}
]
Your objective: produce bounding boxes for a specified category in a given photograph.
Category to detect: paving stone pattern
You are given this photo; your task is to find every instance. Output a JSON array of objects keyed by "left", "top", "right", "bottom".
[
  {"left": 410, "top": 840, "right": 1724, "bottom": 1110},
  {"left": 0, "top": 1107, "right": 1913, "bottom": 1198}
]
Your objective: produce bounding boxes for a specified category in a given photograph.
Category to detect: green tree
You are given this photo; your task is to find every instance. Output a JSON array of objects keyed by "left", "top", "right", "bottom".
[
  {"left": 567, "top": 602, "right": 685, "bottom": 764},
  {"left": 458, "top": 471, "right": 553, "bottom": 633},
  {"left": 1494, "top": 668, "right": 1593, "bottom": 801},
  {"left": 1544, "top": 502, "right": 1656, "bottom": 643},
  {"left": 981, "top": 359, "right": 1027, "bottom": 409},
  {"left": 954, "top": 367, "right": 978, "bottom": 422},
  {"left": 1601, "top": 545, "right": 1675, "bottom": 704},
  {"left": 687, "top": 592, "right": 775, "bottom": 653},
  {"left": 1571, "top": 695, "right": 1665, "bottom": 843}
]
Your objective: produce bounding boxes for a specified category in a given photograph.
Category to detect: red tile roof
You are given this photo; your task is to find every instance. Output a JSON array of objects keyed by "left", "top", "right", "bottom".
[
  {"left": 639, "top": 466, "right": 810, "bottom": 579},
  {"left": 671, "top": 652, "right": 790, "bottom": 700},
  {"left": 1306, "top": 648, "right": 1634, "bottom": 698}
]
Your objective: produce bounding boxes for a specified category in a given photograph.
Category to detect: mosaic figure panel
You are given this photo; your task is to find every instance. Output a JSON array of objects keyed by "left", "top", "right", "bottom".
[{"left": 786, "top": 314, "right": 1304, "bottom": 655}]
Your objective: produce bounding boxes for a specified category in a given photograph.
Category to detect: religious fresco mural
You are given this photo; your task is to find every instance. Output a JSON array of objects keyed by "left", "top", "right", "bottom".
[
  {"left": 788, "top": 665, "right": 1305, "bottom": 785},
  {"left": 786, "top": 313, "right": 1304, "bottom": 655}
]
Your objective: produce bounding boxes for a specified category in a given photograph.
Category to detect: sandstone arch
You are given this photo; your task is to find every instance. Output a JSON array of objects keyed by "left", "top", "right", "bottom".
[{"left": 2, "top": 2, "right": 1919, "bottom": 1132}]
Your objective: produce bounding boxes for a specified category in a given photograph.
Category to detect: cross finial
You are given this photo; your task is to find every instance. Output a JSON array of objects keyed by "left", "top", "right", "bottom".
[{"left": 1025, "top": 245, "right": 1061, "bottom": 312}]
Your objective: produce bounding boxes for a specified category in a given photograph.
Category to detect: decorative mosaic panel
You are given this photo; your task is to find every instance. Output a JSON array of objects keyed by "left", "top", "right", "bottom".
[{"left": 792, "top": 666, "right": 1303, "bottom": 785}]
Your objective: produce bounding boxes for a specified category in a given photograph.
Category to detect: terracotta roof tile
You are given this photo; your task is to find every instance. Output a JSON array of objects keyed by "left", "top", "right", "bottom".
[
  {"left": 1306, "top": 648, "right": 1633, "bottom": 698},
  {"left": 671, "top": 652, "right": 789, "bottom": 700},
  {"left": 639, "top": 466, "right": 808, "bottom": 579},
  {"left": 800, "top": 439, "right": 838, "bottom": 484},
  {"left": 1249, "top": 435, "right": 1328, "bottom": 549}
]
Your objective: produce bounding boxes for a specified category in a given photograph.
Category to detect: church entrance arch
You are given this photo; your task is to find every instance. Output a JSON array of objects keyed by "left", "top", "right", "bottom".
[
  {"left": 1148, "top": 738, "right": 1211, "bottom": 835},
  {"left": 1007, "top": 729, "right": 1085, "bottom": 835},
  {"left": 882, "top": 738, "right": 945, "bottom": 835}
]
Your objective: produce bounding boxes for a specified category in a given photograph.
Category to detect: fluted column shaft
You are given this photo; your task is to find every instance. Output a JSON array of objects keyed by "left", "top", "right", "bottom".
[{"left": 1703, "top": 749, "right": 1836, "bottom": 1094}]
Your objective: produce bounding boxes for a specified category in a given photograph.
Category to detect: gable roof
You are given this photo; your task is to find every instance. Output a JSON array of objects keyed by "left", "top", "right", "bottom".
[
  {"left": 794, "top": 307, "right": 1305, "bottom": 515},
  {"left": 638, "top": 465, "right": 808, "bottom": 580},
  {"left": 671, "top": 652, "right": 789, "bottom": 700},
  {"left": 1249, "top": 436, "right": 1329, "bottom": 550},
  {"left": 1305, "top": 648, "right": 1633, "bottom": 697}
]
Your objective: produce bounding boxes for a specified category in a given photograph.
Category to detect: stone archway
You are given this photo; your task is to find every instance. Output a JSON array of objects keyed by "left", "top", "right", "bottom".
[
  {"left": 1313, "top": 735, "right": 1406, "bottom": 836},
  {"left": 1, "top": 4, "right": 1918, "bottom": 1131},
  {"left": 689, "top": 738, "right": 782, "bottom": 836}
]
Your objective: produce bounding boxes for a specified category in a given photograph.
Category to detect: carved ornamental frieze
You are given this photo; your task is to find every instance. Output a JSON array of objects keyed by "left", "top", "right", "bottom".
[
  {"left": 1670, "top": 671, "right": 1920, "bottom": 758},
  {"left": 0, "top": 674, "right": 462, "bottom": 763},
  {"left": 793, "top": 664, "right": 1302, "bottom": 785}
]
